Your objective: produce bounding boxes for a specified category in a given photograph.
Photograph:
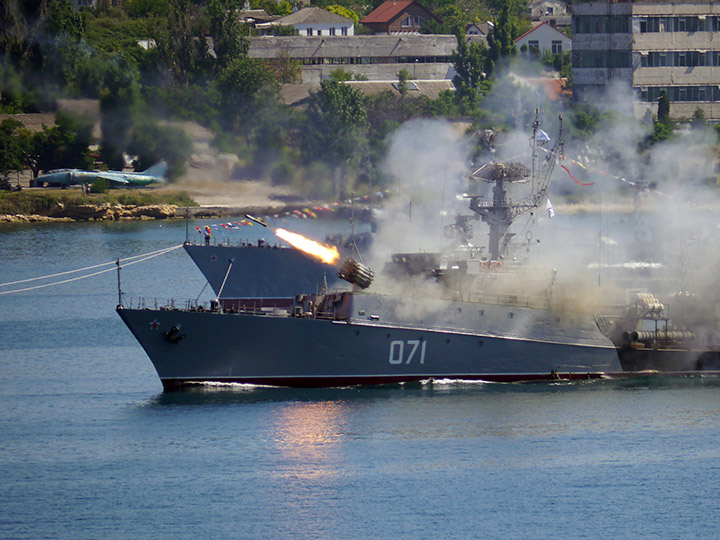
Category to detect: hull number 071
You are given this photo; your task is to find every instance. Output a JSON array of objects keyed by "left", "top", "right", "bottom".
[{"left": 389, "top": 340, "right": 427, "bottom": 365}]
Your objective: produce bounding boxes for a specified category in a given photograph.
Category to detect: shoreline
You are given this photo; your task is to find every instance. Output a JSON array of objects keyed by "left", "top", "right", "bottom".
[
  {"left": 0, "top": 201, "right": 376, "bottom": 223},
  {"left": 2, "top": 193, "right": 718, "bottom": 224}
]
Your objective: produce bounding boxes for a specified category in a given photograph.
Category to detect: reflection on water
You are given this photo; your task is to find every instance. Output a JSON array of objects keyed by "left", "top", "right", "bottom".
[
  {"left": 146, "top": 373, "right": 720, "bottom": 407},
  {"left": 270, "top": 401, "right": 350, "bottom": 481}
]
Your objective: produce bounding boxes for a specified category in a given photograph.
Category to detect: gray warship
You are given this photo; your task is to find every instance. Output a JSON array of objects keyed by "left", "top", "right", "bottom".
[
  {"left": 117, "top": 116, "right": 720, "bottom": 389},
  {"left": 182, "top": 226, "right": 373, "bottom": 300}
]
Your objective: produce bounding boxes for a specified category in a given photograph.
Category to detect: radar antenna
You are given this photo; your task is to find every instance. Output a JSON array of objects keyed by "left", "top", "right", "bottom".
[{"left": 465, "top": 110, "right": 564, "bottom": 260}]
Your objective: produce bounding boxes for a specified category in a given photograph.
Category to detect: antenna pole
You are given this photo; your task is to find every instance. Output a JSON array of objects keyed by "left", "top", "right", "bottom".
[
  {"left": 116, "top": 258, "right": 122, "bottom": 307},
  {"left": 185, "top": 207, "right": 189, "bottom": 244},
  {"left": 350, "top": 192, "right": 356, "bottom": 258}
]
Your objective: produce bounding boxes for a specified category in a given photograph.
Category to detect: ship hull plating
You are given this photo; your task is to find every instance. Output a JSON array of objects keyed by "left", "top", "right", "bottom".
[
  {"left": 117, "top": 301, "right": 622, "bottom": 389},
  {"left": 184, "top": 244, "right": 343, "bottom": 299}
]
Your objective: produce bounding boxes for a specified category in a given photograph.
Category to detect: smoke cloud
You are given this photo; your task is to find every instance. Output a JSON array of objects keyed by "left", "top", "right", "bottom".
[{"left": 367, "top": 55, "right": 720, "bottom": 348}]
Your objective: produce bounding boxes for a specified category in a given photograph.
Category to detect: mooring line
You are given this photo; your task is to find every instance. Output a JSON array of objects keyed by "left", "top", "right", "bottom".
[{"left": 0, "top": 244, "right": 184, "bottom": 295}]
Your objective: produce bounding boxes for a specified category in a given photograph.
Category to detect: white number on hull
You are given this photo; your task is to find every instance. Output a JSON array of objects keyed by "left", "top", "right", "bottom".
[{"left": 389, "top": 340, "right": 426, "bottom": 365}]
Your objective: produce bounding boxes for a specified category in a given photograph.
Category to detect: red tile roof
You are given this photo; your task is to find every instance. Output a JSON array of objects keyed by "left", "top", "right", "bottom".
[{"left": 361, "top": 0, "right": 415, "bottom": 24}]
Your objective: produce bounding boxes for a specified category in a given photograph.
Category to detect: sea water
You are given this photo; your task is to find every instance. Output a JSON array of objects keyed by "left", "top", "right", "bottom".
[{"left": 1, "top": 217, "right": 719, "bottom": 540}]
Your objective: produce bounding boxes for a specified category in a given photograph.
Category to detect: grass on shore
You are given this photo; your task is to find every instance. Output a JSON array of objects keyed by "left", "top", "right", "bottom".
[{"left": 0, "top": 187, "right": 197, "bottom": 215}]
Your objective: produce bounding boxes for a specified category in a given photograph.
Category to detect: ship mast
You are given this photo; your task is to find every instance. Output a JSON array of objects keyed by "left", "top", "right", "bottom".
[{"left": 466, "top": 111, "right": 563, "bottom": 260}]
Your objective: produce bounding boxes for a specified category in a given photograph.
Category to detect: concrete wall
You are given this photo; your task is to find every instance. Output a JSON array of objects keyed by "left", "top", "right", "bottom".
[
  {"left": 250, "top": 35, "right": 457, "bottom": 82},
  {"left": 299, "top": 63, "right": 453, "bottom": 84},
  {"left": 572, "top": 1, "right": 720, "bottom": 120}
]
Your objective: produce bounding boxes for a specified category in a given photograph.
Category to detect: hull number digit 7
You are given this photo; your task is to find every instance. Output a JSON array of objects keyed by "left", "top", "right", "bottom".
[{"left": 389, "top": 340, "right": 426, "bottom": 365}]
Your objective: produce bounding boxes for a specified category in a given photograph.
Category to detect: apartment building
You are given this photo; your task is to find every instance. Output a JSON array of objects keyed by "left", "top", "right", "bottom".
[{"left": 572, "top": 0, "right": 720, "bottom": 120}]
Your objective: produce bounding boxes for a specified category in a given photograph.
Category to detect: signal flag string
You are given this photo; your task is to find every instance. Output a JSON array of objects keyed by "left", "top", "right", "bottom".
[
  {"left": 0, "top": 244, "right": 184, "bottom": 296},
  {"left": 560, "top": 164, "right": 595, "bottom": 186}
]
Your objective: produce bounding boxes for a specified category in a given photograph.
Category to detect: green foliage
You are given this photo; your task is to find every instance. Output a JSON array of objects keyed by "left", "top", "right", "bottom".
[
  {"left": 99, "top": 55, "right": 141, "bottom": 169},
  {"left": 157, "top": 0, "right": 212, "bottom": 85},
  {"left": 217, "top": 56, "right": 280, "bottom": 132},
  {"left": 46, "top": 0, "right": 86, "bottom": 42},
  {"left": 206, "top": 0, "right": 249, "bottom": 71},
  {"left": 269, "top": 49, "right": 302, "bottom": 83},
  {"left": 326, "top": 5, "right": 359, "bottom": 24},
  {"left": 567, "top": 104, "right": 600, "bottom": 140},
  {"left": 397, "top": 69, "right": 411, "bottom": 97},
  {"left": 691, "top": 107, "right": 706, "bottom": 130},
  {"left": 657, "top": 90, "right": 670, "bottom": 123},
  {"left": 90, "top": 177, "right": 110, "bottom": 193},
  {"left": 304, "top": 80, "right": 368, "bottom": 170},
  {"left": 649, "top": 116, "right": 675, "bottom": 144},
  {"left": 125, "top": 0, "right": 169, "bottom": 18},
  {"left": 450, "top": 28, "right": 489, "bottom": 116},
  {"left": 486, "top": 0, "right": 518, "bottom": 73},
  {"left": 329, "top": 68, "right": 354, "bottom": 82},
  {"left": 128, "top": 118, "right": 192, "bottom": 180},
  {"left": 0, "top": 188, "right": 197, "bottom": 215},
  {"left": 251, "top": 0, "right": 290, "bottom": 16},
  {"left": 271, "top": 25, "right": 297, "bottom": 36},
  {"left": 366, "top": 90, "right": 433, "bottom": 143},
  {"left": 33, "top": 110, "right": 94, "bottom": 175},
  {"left": 328, "top": 68, "right": 369, "bottom": 82},
  {"left": 0, "top": 119, "right": 26, "bottom": 175}
]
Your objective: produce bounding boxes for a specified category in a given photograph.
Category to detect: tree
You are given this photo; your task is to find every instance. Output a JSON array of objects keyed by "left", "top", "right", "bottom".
[
  {"left": 217, "top": 57, "right": 280, "bottom": 132},
  {"left": 270, "top": 49, "right": 302, "bottom": 83},
  {"left": 45, "top": 0, "right": 85, "bottom": 42},
  {"left": 657, "top": 90, "right": 670, "bottom": 123},
  {"left": 206, "top": 0, "right": 249, "bottom": 71},
  {"left": 326, "top": 5, "right": 359, "bottom": 24},
  {"left": 0, "top": 119, "right": 25, "bottom": 175},
  {"left": 397, "top": 68, "right": 411, "bottom": 97},
  {"left": 99, "top": 56, "right": 141, "bottom": 169},
  {"left": 158, "top": 0, "right": 210, "bottom": 85},
  {"left": 691, "top": 107, "right": 706, "bottom": 130},
  {"left": 304, "top": 79, "right": 368, "bottom": 173},
  {"left": 450, "top": 28, "right": 488, "bottom": 114},
  {"left": 128, "top": 119, "right": 191, "bottom": 180},
  {"left": 487, "top": 0, "right": 518, "bottom": 73},
  {"left": 33, "top": 110, "right": 94, "bottom": 175}
]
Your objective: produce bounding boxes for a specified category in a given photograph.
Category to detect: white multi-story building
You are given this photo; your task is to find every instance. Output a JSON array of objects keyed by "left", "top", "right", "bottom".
[{"left": 572, "top": 0, "right": 720, "bottom": 120}]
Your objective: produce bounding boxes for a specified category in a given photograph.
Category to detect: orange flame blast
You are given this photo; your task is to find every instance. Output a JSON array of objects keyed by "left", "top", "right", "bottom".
[{"left": 274, "top": 228, "right": 340, "bottom": 265}]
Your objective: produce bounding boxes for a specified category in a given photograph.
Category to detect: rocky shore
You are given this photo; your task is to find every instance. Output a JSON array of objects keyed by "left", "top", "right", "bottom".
[
  {"left": 0, "top": 202, "right": 178, "bottom": 222},
  {"left": 0, "top": 200, "right": 376, "bottom": 223}
]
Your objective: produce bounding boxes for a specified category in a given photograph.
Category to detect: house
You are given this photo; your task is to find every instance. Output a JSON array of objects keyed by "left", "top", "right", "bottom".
[
  {"left": 258, "top": 7, "right": 354, "bottom": 37},
  {"left": 237, "top": 9, "right": 281, "bottom": 31},
  {"left": 530, "top": 0, "right": 568, "bottom": 19},
  {"left": 360, "top": 0, "right": 442, "bottom": 35},
  {"left": 515, "top": 21, "right": 572, "bottom": 55},
  {"left": 530, "top": 0, "right": 571, "bottom": 28},
  {"left": 465, "top": 21, "right": 494, "bottom": 42},
  {"left": 249, "top": 34, "right": 456, "bottom": 83},
  {"left": 572, "top": 0, "right": 720, "bottom": 120}
]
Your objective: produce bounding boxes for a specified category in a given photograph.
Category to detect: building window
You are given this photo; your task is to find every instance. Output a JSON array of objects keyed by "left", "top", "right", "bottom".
[
  {"left": 329, "top": 27, "right": 335, "bottom": 36},
  {"left": 551, "top": 40, "right": 562, "bottom": 54},
  {"left": 640, "top": 17, "right": 660, "bottom": 33},
  {"left": 402, "top": 16, "right": 412, "bottom": 27},
  {"left": 341, "top": 27, "right": 348, "bottom": 36},
  {"left": 307, "top": 28, "right": 313, "bottom": 35}
]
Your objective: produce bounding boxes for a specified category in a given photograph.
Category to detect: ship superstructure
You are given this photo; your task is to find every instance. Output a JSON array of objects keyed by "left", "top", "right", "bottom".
[{"left": 117, "top": 114, "right": 720, "bottom": 389}]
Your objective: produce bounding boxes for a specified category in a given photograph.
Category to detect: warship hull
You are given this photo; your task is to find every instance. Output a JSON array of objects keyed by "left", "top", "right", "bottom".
[
  {"left": 117, "top": 293, "right": 624, "bottom": 389},
  {"left": 184, "top": 244, "right": 343, "bottom": 299}
]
